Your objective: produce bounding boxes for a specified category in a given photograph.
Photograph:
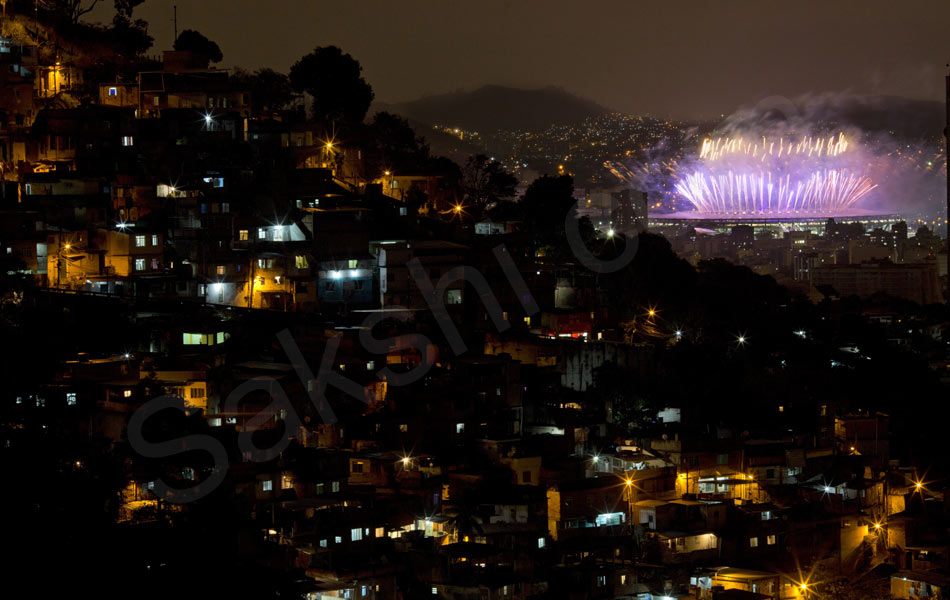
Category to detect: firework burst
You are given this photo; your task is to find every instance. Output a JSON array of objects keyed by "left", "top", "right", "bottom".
[{"left": 674, "top": 133, "right": 877, "bottom": 216}]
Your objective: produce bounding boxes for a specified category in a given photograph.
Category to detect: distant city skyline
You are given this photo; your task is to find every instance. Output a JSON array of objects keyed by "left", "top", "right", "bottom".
[{"left": 89, "top": 0, "right": 950, "bottom": 119}]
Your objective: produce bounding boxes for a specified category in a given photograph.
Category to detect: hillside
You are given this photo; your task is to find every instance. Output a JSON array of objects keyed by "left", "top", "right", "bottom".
[{"left": 375, "top": 84, "right": 612, "bottom": 132}]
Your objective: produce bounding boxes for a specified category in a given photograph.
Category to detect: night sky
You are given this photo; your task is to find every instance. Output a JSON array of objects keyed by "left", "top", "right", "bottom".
[{"left": 90, "top": 0, "right": 950, "bottom": 119}]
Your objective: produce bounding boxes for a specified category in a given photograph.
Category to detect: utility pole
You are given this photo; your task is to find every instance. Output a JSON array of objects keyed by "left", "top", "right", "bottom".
[
  {"left": 945, "top": 66, "right": 949, "bottom": 302},
  {"left": 173, "top": 5, "right": 178, "bottom": 44}
]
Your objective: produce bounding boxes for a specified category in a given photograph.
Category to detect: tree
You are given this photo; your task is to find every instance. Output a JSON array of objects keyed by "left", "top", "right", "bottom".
[
  {"left": 365, "top": 111, "right": 430, "bottom": 178},
  {"left": 113, "top": 0, "right": 144, "bottom": 22},
  {"left": 174, "top": 29, "right": 223, "bottom": 63},
  {"left": 520, "top": 174, "right": 577, "bottom": 236},
  {"left": 231, "top": 68, "right": 295, "bottom": 115},
  {"left": 289, "top": 46, "right": 374, "bottom": 124},
  {"left": 460, "top": 154, "right": 517, "bottom": 221},
  {"left": 110, "top": 0, "right": 151, "bottom": 56},
  {"left": 55, "top": 0, "right": 102, "bottom": 24}
]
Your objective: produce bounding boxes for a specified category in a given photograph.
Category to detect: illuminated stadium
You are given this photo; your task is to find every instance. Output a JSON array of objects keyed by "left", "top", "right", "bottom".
[{"left": 637, "top": 133, "right": 901, "bottom": 233}]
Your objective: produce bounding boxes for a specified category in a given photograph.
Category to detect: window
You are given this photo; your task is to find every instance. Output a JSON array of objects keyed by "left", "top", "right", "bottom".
[
  {"left": 431, "top": 588, "right": 437, "bottom": 595},
  {"left": 182, "top": 333, "right": 207, "bottom": 345},
  {"left": 597, "top": 575, "right": 606, "bottom": 587},
  {"left": 749, "top": 536, "right": 759, "bottom": 548},
  {"left": 239, "top": 229, "right": 249, "bottom": 241},
  {"left": 216, "top": 331, "right": 227, "bottom": 344},
  {"left": 151, "top": 234, "right": 159, "bottom": 246},
  {"left": 375, "top": 527, "right": 385, "bottom": 538},
  {"left": 334, "top": 536, "right": 342, "bottom": 544},
  {"left": 135, "top": 258, "right": 145, "bottom": 271},
  {"left": 216, "top": 265, "right": 226, "bottom": 275},
  {"left": 446, "top": 289, "right": 462, "bottom": 304},
  {"left": 295, "top": 255, "right": 308, "bottom": 269},
  {"left": 319, "top": 539, "right": 327, "bottom": 548},
  {"left": 761, "top": 511, "right": 772, "bottom": 520},
  {"left": 151, "top": 258, "right": 159, "bottom": 270},
  {"left": 522, "top": 471, "right": 531, "bottom": 483},
  {"left": 620, "top": 575, "right": 627, "bottom": 585},
  {"left": 352, "top": 461, "right": 364, "bottom": 473},
  {"left": 123, "top": 390, "right": 132, "bottom": 398},
  {"left": 456, "top": 423, "right": 465, "bottom": 434},
  {"left": 190, "top": 387, "right": 205, "bottom": 399},
  {"left": 399, "top": 424, "right": 408, "bottom": 432},
  {"left": 348, "top": 259, "right": 358, "bottom": 269},
  {"left": 258, "top": 227, "right": 266, "bottom": 239},
  {"left": 538, "top": 537, "right": 545, "bottom": 548},
  {"left": 108, "top": 87, "right": 117, "bottom": 96},
  {"left": 767, "top": 534, "right": 776, "bottom": 545},
  {"left": 135, "top": 235, "right": 146, "bottom": 247},
  {"left": 717, "top": 453, "right": 729, "bottom": 465},
  {"left": 66, "top": 392, "right": 77, "bottom": 406},
  {"left": 262, "top": 480, "right": 272, "bottom": 491},
  {"left": 331, "top": 481, "right": 340, "bottom": 492},
  {"left": 121, "top": 135, "right": 133, "bottom": 146},
  {"left": 351, "top": 528, "right": 362, "bottom": 541},
  {"left": 273, "top": 227, "right": 284, "bottom": 242}
]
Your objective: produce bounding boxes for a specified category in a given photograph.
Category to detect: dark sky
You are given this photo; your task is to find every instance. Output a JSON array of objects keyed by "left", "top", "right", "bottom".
[{"left": 90, "top": 0, "right": 950, "bottom": 119}]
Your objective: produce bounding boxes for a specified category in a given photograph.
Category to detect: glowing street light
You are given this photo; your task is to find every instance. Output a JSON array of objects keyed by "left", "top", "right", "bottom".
[
  {"left": 736, "top": 335, "right": 747, "bottom": 345},
  {"left": 675, "top": 330, "right": 683, "bottom": 338},
  {"left": 606, "top": 228, "right": 615, "bottom": 238}
]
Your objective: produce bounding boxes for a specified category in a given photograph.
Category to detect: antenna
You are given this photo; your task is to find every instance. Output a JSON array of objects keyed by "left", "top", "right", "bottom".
[{"left": 173, "top": 5, "right": 178, "bottom": 44}]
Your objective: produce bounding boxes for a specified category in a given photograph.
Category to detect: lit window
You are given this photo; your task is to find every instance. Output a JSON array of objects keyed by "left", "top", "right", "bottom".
[
  {"left": 431, "top": 588, "right": 437, "bottom": 595},
  {"left": 66, "top": 392, "right": 77, "bottom": 406},
  {"left": 538, "top": 537, "right": 545, "bottom": 548},
  {"left": 151, "top": 234, "right": 158, "bottom": 246},
  {"left": 319, "top": 539, "right": 327, "bottom": 548},
  {"left": 135, "top": 235, "right": 146, "bottom": 247},
  {"left": 182, "top": 333, "right": 208, "bottom": 345},
  {"left": 456, "top": 423, "right": 465, "bottom": 434},
  {"left": 273, "top": 226, "right": 284, "bottom": 242},
  {"left": 597, "top": 575, "right": 606, "bottom": 587},
  {"left": 262, "top": 480, "right": 272, "bottom": 491},
  {"left": 620, "top": 575, "right": 626, "bottom": 585},
  {"left": 121, "top": 135, "right": 133, "bottom": 146},
  {"left": 216, "top": 331, "right": 227, "bottom": 344},
  {"left": 295, "top": 255, "right": 308, "bottom": 269},
  {"left": 399, "top": 424, "right": 408, "bottom": 432},
  {"left": 258, "top": 227, "right": 266, "bottom": 239},
  {"left": 351, "top": 528, "right": 362, "bottom": 541},
  {"left": 375, "top": 527, "right": 385, "bottom": 538},
  {"left": 352, "top": 461, "right": 364, "bottom": 473},
  {"left": 239, "top": 229, "right": 249, "bottom": 241},
  {"left": 216, "top": 265, "right": 226, "bottom": 275},
  {"left": 348, "top": 259, "right": 358, "bottom": 269},
  {"left": 334, "top": 536, "right": 342, "bottom": 544},
  {"left": 135, "top": 258, "right": 145, "bottom": 271},
  {"left": 151, "top": 258, "right": 159, "bottom": 270},
  {"left": 767, "top": 534, "right": 776, "bottom": 545},
  {"left": 123, "top": 389, "right": 132, "bottom": 398},
  {"left": 108, "top": 87, "right": 117, "bottom": 96},
  {"left": 331, "top": 481, "right": 340, "bottom": 492},
  {"left": 750, "top": 537, "right": 759, "bottom": 547}
]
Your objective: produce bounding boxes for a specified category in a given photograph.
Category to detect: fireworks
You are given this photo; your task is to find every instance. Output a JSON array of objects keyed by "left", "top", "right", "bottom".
[{"left": 674, "top": 133, "right": 878, "bottom": 216}]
